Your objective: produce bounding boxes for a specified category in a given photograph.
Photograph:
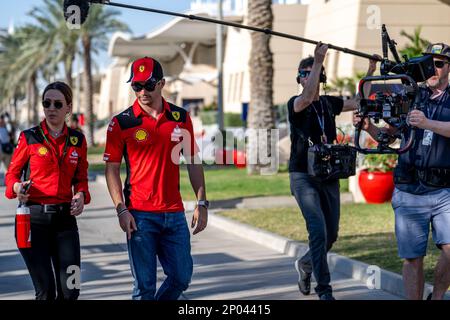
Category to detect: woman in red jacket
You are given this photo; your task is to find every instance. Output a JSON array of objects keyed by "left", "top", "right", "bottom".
[{"left": 5, "top": 81, "right": 90, "bottom": 300}]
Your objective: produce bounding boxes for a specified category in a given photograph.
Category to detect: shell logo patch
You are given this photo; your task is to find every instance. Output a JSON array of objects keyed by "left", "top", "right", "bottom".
[
  {"left": 172, "top": 111, "right": 180, "bottom": 121},
  {"left": 139, "top": 65, "right": 145, "bottom": 72},
  {"left": 70, "top": 136, "right": 78, "bottom": 146},
  {"left": 38, "top": 146, "right": 48, "bottom": 156},
  {"left": 135, "top": 129, "right": 148, "bottom": 142}
]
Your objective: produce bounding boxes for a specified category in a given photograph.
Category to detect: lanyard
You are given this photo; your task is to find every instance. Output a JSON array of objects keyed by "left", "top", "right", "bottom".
[
  {"left": 311, "top": 100, "right": 327, "bottom": 143},
  {"left": 39, "top": 125, "right": 69, "bottom": 166}
]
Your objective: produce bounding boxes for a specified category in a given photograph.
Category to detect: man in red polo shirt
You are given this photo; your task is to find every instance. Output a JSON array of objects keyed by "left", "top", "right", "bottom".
[{"left": 104, "top": 57, "right": 208, "bottom": 300}]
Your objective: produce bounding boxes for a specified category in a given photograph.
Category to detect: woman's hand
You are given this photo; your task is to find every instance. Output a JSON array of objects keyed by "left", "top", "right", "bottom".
[
  {"left": 13, "top": 180, "right": 32, "bottom": 203},
  {"left": 70, "top": 192, "right": 85, "bottom": 216}
]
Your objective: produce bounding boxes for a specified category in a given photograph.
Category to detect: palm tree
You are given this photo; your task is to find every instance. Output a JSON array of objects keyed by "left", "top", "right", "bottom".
[
  {"left": 1, "top": 0, "right": 78, "bottom": 127},
  {"left": 0, "top": 33, "right": 23, "bottom": 121},
  {"left": 329, "top": 71, "right": 367, "bottom": 97},
  {"left": 80, "top": 5, "right": 130, "bottom": 146},
  {"left": 28, "top": 0, "right": 80, "bottom": 88},
  {"left": 0, "top": 27, "right": 46, "bottom": 125},
  {"left": 246, "top": 0, "right": 275, "bottom": 174},
  {"left": 0, "top": 31, "right": 23, "bottom": 109},
  {"left": 399, "top": 26, "right": 430, "bottom": 59}
]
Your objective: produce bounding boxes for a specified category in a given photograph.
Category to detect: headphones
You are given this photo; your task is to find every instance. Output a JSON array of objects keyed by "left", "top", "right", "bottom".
[{"left": 296, "top": 68, "right": 327, "bottom": 84}]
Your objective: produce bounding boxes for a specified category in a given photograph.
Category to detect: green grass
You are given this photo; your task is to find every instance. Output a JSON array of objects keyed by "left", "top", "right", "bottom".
[
  {"left": 90, "top": 165, "right": 349, "bottom": 201},
  {"left": 179, "top": 167, "right": 348, "bottom": 201},
  {"left": 219, "top": 204, "right": 442, "bottom": 283},
  {"left": 87, "top": 145, "right": 106, "bottom": 155},
  {"left": 179, "top": 167, "right": 291, "bottom": 201}
]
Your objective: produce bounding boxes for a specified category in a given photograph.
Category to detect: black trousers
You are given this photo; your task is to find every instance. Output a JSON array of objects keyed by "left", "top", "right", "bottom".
[{"left": 16, "top": 205, "right": 80, "bottom": 300}]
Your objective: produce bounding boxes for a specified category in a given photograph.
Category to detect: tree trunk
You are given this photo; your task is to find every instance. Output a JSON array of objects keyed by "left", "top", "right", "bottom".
[
  {"left": 82, "top": 35, "right": 94, "bottom": 146},
  {"left": 65, "top": 55, "right": 74, "bottom": 89},
  {"left": 246, "top": 0, "right": 275, "bottom": 175},
  {"left": 27, "top": 72, "right": 39, "bottom": 126}
]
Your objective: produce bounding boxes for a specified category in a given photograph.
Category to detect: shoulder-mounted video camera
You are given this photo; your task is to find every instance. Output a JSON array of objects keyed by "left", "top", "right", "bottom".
[
  {"left": 307, "top": 143, "right": 357, "bottom": 181},
  {"left": 354, "top": 25, "right": 435, "bottom": 154}
]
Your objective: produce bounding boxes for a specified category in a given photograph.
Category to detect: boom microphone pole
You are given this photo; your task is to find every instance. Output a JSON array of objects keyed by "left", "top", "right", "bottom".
[{"left": 64, "top": 0, "right": 383, "bottom": 62}]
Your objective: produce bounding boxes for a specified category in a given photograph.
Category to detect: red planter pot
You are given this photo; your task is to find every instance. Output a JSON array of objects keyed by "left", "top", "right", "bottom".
[
  {"left": 233, "top": 150, "right": 246, "bottom": 168},
  {"left": 359, "top": 170, "right": 395, "bottom": 204}
]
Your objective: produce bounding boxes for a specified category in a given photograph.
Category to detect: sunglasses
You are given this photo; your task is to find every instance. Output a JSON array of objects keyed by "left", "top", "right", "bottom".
[
  {"left": 131, "top": 80, "right": 159, "bottom": 92},
  {"left": 434, "top": 60, "right": 449, "bottom": 69},
  {"left": 298, "top": 70, "right": 311, "bottom": 79},
  {"left": 42, "top": 100, "right": 64, "bottom": 109}
]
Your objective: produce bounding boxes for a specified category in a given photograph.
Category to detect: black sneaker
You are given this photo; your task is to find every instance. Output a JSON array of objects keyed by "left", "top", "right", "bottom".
[
  {"left": 319, "top": 293, "right": 336, "bottom": 300},
  {"left": 426, "top": 293, "right": 432, "bottom": 300},
  {"left": 294, "top": 259, "right": 311, "bottom": 295}
]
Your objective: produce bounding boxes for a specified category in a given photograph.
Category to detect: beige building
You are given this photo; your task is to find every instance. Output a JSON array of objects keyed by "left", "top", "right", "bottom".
[
  {"left": 97, "top": 0, "right": 450, "bottom": 123},
  {"left": 303, "top": 0, "right": 450, "bottom": 124},
  {"left": 224, "top": 3, "right": 307, "bottom": 113},
  {"left": 98, "top": 0, "right": 308, "bottom": 120}
]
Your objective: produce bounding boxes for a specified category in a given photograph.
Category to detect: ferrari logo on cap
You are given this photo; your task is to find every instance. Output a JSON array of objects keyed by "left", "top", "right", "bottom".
[
  {"left": 135, "top": 129, "right": 148, "bottom": 142},
  {"left": 70, "top": 136, "right": 78, "bottom": 146},
  {"left": 139, "top": 65, "right": 145, "bottom": 72},
  {"left": 172, "top": 111, "right": 180, "bottom": 121},
  {"left": 38, "top": 146, "right": 48, "bottom": 156}
]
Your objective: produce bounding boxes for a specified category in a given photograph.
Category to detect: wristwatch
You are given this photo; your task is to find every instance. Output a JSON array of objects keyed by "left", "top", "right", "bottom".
[{"left": 197, "top": 200, "right": 210, "bottom": 209}]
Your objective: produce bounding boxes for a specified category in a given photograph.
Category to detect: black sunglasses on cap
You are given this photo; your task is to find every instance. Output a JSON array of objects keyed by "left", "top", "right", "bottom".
[
  {"left": 434, "top": 60, "right": 449, "bottom": 69},
  {"left": 131, "top": 80, "right": 159, "bottom": 92},
  {"left": 298, "top": 70, "right": 311, "bottom": 78},
  {"left": 42, "top": 100, "right": 64, "bottom": 109}
]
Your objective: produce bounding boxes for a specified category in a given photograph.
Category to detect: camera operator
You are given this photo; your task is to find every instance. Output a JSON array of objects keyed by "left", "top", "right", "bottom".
[
  {"left": 354, "top": 43, "right": 450, "bottom": 300},
  {"left": 288, "top": 42, "right": 379, "bottom": 300}
]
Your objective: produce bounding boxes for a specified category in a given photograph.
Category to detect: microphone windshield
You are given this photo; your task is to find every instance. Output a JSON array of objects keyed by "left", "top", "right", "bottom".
[{"left": 63, "top": 0, "right": 90, "bottom": 26}]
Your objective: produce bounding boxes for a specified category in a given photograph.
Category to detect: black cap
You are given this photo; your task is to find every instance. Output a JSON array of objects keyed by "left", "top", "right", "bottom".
[{"left": 423, "top": 43, "right": 450, "bottom": 61}]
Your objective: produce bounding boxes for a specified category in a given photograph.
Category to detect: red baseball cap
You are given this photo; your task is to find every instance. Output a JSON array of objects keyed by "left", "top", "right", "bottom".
[{"left": 127, "top": 57, "right": 164, "bottom": 83}]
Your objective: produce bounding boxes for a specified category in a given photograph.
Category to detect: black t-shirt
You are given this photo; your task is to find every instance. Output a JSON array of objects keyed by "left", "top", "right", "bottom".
[{"left": 287, "top": 95, "right": 344, "bottom": 172}]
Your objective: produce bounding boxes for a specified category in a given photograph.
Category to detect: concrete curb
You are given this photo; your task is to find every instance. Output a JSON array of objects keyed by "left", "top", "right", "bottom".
[
  {"left": 95, "top": 174, "right": 448, "bottom": 300},
  {"left": 207, "top": 211, "right": 450, "bottom": 300}
]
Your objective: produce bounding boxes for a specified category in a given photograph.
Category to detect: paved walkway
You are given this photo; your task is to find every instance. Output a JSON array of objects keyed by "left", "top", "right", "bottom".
[{"left": 0, "top": 182, "right": 400, "bottom": 300}]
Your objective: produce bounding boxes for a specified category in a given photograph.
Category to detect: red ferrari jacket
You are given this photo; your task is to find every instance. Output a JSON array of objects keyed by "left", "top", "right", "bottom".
[{"left": 5, "top": 120, "right": 91, "bottom": 204}]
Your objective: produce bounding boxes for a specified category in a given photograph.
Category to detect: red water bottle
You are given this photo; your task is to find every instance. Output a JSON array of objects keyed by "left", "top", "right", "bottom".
[
  {"left": 15, "top": 180, "right": 32, "bottom": 249},
  {"left": 16, "top": 204, "right": 31, "bottom": 248}
]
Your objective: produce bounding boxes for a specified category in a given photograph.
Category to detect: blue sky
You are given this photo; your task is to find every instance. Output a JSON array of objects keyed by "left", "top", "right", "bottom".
[{"left": 0, "top": 0, "right": 193, "bottom": 70}]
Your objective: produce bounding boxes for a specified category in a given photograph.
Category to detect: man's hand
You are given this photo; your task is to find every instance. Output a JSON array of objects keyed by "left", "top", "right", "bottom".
[
  {"left": 13, "top": 180, "right": 31, "bottom": 203},
  {"left": 408, "top": 110, "right": 430, "bottom": 129},
  {"left": 191, "top": 205, "right": 208, "bottom": 235},
  {"left": 70, "top": 192, "right": 85, "bottom": 216},
  {"left": 353, "top": 111, "right": 371, "bottom": 131},
  {"left": 367, "top": 54, "right": 382, "bottom": 76},
  {"left": 314, "top": 42, "right": 328, "bottom": 64},
  {"left": 118, "top": 210, "right": 137, "bottom": 240}
]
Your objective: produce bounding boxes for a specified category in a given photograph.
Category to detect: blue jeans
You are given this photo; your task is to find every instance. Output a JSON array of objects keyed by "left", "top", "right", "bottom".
[
  {"left": 290, "top": 172, "right": 340, "bottom": 297},
  {"left": 127, "top": 211, "right": 193, "bottom": 300}
]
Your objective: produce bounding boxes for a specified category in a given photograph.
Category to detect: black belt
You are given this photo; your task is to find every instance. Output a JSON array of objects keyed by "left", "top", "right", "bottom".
[
  {"left": 417, "top": 168, "right": 450, "bottom": 187},
  {"left": 27, "top": 202, "right": 71, "bottom": 214},
  {"left": 394, "top": 166, "right": 450, "bottom": 187}
]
